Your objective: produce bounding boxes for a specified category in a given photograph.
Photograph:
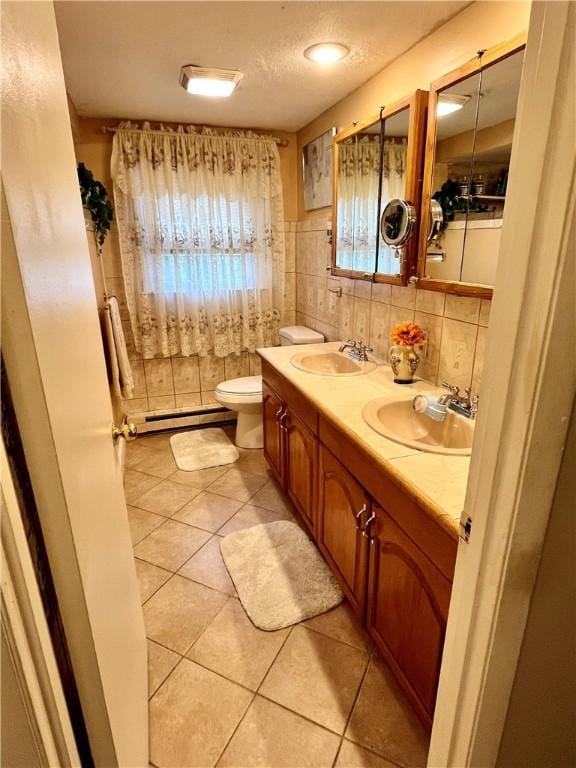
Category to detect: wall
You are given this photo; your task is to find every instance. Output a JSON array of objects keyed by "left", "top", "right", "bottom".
[
  {"left": 295, "top": 218, "right": 488, "bottom": 391},
  {"left": 73, "top": 117, "right": 298, "bottom": 417},
  {"left": 496, "top": 400, "right": 576, "bottom": 768}
]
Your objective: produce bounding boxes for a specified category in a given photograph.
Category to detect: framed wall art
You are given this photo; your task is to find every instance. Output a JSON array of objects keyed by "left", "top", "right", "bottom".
[{"left": 303, "top": 127, "right": 336, "bottom": 211}]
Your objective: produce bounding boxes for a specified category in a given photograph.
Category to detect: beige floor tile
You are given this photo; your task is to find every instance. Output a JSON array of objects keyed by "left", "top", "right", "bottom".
[
  {"left": 335, "top": 740, "right": 398, "bottom": 768},
  {"left": 207, "top": 467, "right": 268, "bottom": 502},
  {"left": 259, "top": 625, "right": 369, "bottom": 734},
  {"left": 123, "top": 469, "right": 162, "bottom": 504},
  {"left": 303, "top": 604, "right": 374, "bottom": 653},
  {"left": 218, "top": 502, "right": 297, "bottom": 536},
  {"left": 169, "top": 465, "right": 229, "bottom": 489},
  {"left": 172, "top": 491, "right": 243, "bottom": 533},
  {"left": 235, "top": 451, "right": 272, "bottom": 477},
  {"left": 124, "top": 442, "right": 160, "bottom": 470},
  {"left": 134, "top": 559, "right": 172, "bottom": 603},
  {"left": 147, "top": 640, "right": 180, "bottom": 697},
  {"left": 149, "top": 659, "right": 253, "bottom": 768},
  {"left": 218, "top": 695, "right": 340, "bottom": 768},
  {"left": 143, "top": 575, "right": 228, "bottom": 654},
  {"left": 250, "top": 479, "right": 295, "bottom": 514},
  {"left": 178, "top": 536, "right": 236, "bottom": 595},
  {"left": 346, "top": 656, "right": 429, "bottom": 767},
  {"left": 134, "top": 520, "right": 211, "bottom": 571},
  {"left": 131, "top": 480, "right": 201, "bottom": 517},
  {"left": 187, "top": 599, "right": 289, "bottom": 690},
  {"left": 136, "top": 431, "right": 174, "bottom": 449},
  {"left": 134, "top": 448, "right": 178, "bottom": 479},
  {"left": 126, "top": 506, "right": 165, "bottom": 546}
]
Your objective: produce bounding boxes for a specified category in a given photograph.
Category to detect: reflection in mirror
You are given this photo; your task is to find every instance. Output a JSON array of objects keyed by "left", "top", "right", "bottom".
[
  {"left": 426, "top": 48, "right": 524, "bottom": 285},
  {"left": 461, "top": 49, "right": 524, "bottom": 284},
  {"left": 335, "top": 119, "right": 380, "bottom": 274},
  {"left": 426, "top": 71, "right": 480, "bottom": 278},
  {"left": 377, "top": 108, "right": 409, "bottom": 274}
]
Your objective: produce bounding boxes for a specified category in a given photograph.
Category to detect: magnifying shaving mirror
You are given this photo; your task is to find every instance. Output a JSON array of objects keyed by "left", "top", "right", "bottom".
[{"left": 380, "top": 198, "right": 417, "bottom": 250}]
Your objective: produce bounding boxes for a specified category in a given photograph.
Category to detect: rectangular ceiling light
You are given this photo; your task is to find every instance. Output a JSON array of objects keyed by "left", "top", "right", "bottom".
[{"left": 180, "top": 65, "right": 243, "bottom": 98}]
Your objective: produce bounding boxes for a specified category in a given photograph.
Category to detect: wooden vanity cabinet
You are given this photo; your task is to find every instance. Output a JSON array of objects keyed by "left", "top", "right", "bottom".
[
  {"left": 284, "top": 409, "right": 317, "bottom": 535},
  {"left": 262, "top": 380, "right": 284, "bottom": 483},
  {"left": 317, "top": 446, "right": 370, "bottom": 619},
  {"left": 261, "top": 365, "right": 318, "bottom": 534},
  {"left": 366, "top": 505, "right": 453, "bottom": 728},
  {"left": 260, "top": 361, "right": 457, "bottom": 729}
]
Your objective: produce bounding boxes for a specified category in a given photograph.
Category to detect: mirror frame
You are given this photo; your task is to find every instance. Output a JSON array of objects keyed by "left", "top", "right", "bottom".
[
  {"left": 331, "top": 89, "right": 428, "bottom": 284},
  {"left": 416, "top": 32, "right": 527, "bottom": 299}
]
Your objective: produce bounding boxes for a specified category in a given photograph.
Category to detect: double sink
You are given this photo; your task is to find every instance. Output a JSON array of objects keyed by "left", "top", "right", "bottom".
[{"left": 290, "top": 349, "right": 474, "bottom": 456}]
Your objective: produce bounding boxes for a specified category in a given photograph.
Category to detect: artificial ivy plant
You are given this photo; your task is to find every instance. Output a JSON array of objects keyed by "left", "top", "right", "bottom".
[{"left": 77, "top": 162, "right": 114, "bottom": 251}]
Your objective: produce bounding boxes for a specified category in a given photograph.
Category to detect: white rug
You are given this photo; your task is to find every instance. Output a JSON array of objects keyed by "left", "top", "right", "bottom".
[
  {"left": 170, "top": 428, "right": 239, "bottom": 472},
  {"left": 220, "top": 521, "right": 343, "bottom": 631}
]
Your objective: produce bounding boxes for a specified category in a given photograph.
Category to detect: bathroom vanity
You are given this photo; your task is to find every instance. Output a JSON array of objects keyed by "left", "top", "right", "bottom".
[{"left": 258, "top": 343, "right": 467, "bottom": 730}]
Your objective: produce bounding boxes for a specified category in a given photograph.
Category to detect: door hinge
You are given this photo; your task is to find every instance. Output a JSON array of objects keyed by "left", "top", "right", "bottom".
[{"left": 459, "top": 510, "right": 473, "bottom": 542}]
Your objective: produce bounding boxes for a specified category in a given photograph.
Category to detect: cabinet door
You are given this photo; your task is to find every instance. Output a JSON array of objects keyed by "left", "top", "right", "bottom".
[
  {"left": 317, "top": 447, "right": 370, "bottom": 619},
  {"left": 367, "top": 505, "right": 452, "bottom": 728},
  {"left": 284, "top": 408, "right": 317, "bottom": 534},
  {"left": 262, "top": 381, "right": 284, "bottom": 483}
]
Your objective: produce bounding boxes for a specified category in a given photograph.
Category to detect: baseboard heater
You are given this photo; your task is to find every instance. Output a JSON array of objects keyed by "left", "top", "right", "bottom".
[{"left": 139, "top": 405, "right": 236, "bottom": 434}]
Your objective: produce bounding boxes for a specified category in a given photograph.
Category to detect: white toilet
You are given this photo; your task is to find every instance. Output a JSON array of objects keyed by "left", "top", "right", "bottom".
[{"left": 214, "top": 326, "right": 325, "bottom": 449}]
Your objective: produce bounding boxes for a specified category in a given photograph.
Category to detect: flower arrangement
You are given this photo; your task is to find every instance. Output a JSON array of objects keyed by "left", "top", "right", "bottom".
[{"left": 391, "top": 322, "right": 425, "bottom": 347}]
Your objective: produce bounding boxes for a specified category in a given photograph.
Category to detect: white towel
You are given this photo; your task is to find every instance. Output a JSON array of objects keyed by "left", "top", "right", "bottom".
[{"left": 104, "top": 296, "right": 134, "bottom": 399}]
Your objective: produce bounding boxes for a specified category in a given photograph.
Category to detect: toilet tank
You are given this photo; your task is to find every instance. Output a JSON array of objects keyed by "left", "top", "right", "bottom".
[{"left": 279, "top": 325, "right": 325, "bottom": 346}]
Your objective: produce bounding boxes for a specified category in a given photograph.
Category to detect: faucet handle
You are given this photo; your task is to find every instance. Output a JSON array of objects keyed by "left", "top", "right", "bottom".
[{"left": 441, "top": 381, "right": 460, "bottom": 396}]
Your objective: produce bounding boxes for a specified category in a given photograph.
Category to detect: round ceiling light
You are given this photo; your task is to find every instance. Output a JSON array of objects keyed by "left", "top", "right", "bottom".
[{"left": 304, "top": 42, "right": 350, "bottom": 64}]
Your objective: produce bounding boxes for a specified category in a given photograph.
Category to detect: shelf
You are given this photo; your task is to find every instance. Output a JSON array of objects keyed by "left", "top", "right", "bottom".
[{"left": 474, "top": 194, "right": 506, "bottom": 201}]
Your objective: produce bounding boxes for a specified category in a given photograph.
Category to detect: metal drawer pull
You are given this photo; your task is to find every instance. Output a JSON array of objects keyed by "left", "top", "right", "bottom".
[
  {"left": 275, "top": 407, "right": 283, "bottom": 422},
  {"left": 362, "top": 511, "right": 376, "bottom": 538},
  {"left": 279, "top": 411, "right": 289, "bottom": 432},
  {"left": 355, "top": 504, "right": 367, "bottom": 530}
]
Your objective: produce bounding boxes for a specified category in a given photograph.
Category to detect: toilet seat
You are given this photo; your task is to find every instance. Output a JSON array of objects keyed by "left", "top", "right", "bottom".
[{"left": 215, "top": 375, "right": 262, "bottom": 406}]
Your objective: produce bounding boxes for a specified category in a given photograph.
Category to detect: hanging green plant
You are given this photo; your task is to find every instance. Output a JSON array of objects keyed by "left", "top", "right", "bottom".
[{"left": 77, "top": 162, "right": 114, "bottom": 251}]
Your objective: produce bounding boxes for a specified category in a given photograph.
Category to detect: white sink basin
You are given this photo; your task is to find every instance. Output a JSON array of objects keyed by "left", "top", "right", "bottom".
[
  {"left": 363, "top": 397, "right": 474, "bottom": 455},
  {"left": 291, "top": 351, "right": 377, "bottom": 377}
]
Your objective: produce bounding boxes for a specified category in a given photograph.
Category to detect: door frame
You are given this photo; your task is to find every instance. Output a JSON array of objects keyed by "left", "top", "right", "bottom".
[
  {"left": 1, "top": 437, "right": 81, "bottom": 767},
  {"left": 429, "top": 2, "right": 575, "bottom": 765}
]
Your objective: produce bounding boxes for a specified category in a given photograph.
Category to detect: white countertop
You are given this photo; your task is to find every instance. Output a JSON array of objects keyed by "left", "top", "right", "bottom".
[{"left": 258, "top": 342, "right": 471, "bottom": 538}]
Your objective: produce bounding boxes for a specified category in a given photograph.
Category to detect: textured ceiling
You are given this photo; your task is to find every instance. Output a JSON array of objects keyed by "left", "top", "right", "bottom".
[{"left": 55, "top": 1, "right": 469, "bottom": 132}]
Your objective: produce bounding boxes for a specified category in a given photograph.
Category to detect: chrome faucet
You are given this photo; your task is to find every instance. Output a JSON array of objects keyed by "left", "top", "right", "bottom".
[
  {"left": 440, "top": 382, "right": 479, "bottom": 420},
  {"left": 338, "top": 339, "right": 373, "bottom": 362}
]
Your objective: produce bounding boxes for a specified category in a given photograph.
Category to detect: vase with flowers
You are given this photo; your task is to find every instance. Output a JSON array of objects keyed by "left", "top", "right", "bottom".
[{"left": 389, "top": 322, "right": 425, "bottom": 384}]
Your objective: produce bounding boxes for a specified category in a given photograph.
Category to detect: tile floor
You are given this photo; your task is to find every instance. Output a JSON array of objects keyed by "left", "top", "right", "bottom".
[{"left": 125, "top": 428, "right": 430, "bottom": 768}]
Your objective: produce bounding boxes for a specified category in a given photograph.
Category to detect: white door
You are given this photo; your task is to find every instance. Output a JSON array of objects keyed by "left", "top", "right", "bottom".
[{"left": 1, "top": 3, "right": 148, "bottom": 766}]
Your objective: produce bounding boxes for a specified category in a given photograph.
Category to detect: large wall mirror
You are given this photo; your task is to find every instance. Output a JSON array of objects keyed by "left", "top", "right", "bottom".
[
  {"left": 332, "top": 90, "right": 427, "bottom": 284},
  {"left": 332, "top": 115, "right": 382, "bottom": 278},
  {"left": 417, "top": 35, "right": 526, "bottom": 297}
]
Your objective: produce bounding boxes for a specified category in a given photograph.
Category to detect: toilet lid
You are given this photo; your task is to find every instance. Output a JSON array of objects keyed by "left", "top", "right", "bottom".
[{"left": 216, "top": 375, "right": 262, "bottom": 396}]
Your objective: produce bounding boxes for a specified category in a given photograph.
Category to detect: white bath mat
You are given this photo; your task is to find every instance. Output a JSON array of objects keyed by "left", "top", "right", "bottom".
[
  {"left": 220, "top": 521, "right": 343, "bottom": 631},
  {"left": 170, "top": 428, "right": 239, "bottom": 472}
]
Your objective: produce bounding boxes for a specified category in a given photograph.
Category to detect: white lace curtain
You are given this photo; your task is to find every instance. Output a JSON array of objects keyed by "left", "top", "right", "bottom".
[
  {"left": 378, "top": 139, "right": 408, "bottom": 274},
  {"left": 336, "top": 136, "right": 406, "bottom": 273},
  {"left": 111, "top": 122, "right": 285, "bottom": 359}
]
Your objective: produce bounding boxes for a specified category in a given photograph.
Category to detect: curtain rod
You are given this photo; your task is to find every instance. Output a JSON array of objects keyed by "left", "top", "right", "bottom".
[{"left": 101, "top": 125, "right": 289, "bottom": 148}]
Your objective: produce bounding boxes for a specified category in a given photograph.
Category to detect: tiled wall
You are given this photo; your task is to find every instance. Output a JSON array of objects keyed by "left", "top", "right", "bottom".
[
  {"left": 294, "top": 217, "right": 490, "bottom": 392},
  {"left": 94, "top": 222, "right": 297, "bottom": 416}
]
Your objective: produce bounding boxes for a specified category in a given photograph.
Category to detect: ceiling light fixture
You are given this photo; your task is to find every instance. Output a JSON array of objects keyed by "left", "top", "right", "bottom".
[
  {"left": 437, "top": 93, "right": 471, "bottom": 117},
  {"left": 179, "top": 65, "right": 243, "bottom": 98},
  {"left": 304, "top": 42, "right": 350, "bottom": 64}
]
